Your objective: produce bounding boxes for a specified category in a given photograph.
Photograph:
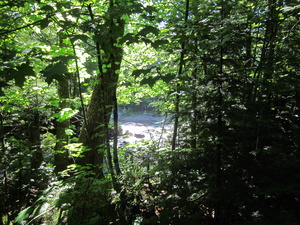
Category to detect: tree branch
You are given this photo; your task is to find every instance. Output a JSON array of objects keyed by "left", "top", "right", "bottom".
[{"left": 0, "top": 19, "right": 43, "bottom": 36}]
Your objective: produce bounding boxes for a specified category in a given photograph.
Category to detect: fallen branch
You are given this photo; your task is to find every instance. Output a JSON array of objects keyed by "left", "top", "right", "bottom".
[{"left": 26, "top": 206, "right": 55, "bottom": 225}]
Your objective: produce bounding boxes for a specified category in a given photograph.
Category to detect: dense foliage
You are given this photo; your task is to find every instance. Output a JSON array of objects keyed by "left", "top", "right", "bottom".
[{"left": 1, "top": 0, "right": 299, "bottom": 224}]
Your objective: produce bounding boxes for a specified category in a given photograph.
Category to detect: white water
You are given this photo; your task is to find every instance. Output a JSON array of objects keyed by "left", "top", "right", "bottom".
[{"left": 118, "top": 113, "right": 172, "bottom": 145}]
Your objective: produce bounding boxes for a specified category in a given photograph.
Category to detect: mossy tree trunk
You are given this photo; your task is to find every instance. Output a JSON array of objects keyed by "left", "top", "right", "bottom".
[{"left": 77, "top": 1, "right": 125, "bottom": 178}]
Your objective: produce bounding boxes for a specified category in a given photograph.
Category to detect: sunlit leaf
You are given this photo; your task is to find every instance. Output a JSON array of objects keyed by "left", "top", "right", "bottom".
[
  {"left": 53, "top": 108, "right": 79, "bottom": 122},
  {"left": 15, "top": 206, "right": 33, "bottom": 223}
]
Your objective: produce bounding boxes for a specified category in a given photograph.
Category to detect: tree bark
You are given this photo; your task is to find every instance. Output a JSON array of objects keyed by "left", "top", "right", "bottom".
[
  {"left": 54, "top": 32, "right": 71, "bottom": 175},
  {"left": 171, "top": 0, "right": 190, "bottom": 151},
  {"left": 77, "top": 3, "right": 125, "bottom": 177},
  {"left": 113, "top": 91, "right": 122, "bottom": 175},
  {"left": 54, "top": 79, "right": 70, "bottom": 174},
  {"left": 0, "top": 112, "right": 7, "bottom": 225},
  {"left": 29, "top": 110, "right": 42, "bottom": 170}
]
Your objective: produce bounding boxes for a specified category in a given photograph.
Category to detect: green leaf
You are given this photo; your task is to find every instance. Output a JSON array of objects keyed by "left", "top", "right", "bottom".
[
  {"left": 56, "top": 2, "right": 63, "bottom": 11},
  {"left": 132, "top": 69, "right": 152, "bottom": 78},
  {"left": 0, "top": 81, "right": 9, "bottom": 88},
  {"left": 12, "top": 69, "right": 25, "bottom": 87},
  {"left": 0, "top": 88, "right": 6, "bottom": 96},
  {"left": 152, "top": 39, "right": 169, "bottom": 48},
  {"left": 119, "top": 33, "right": 136, "bottom": 45},
  {"left": 55, "top": 193, "right": 73, "bottom": 208},
  {"left": 89, "top": 216, "right": 100, "bottom": 225},
  {"left": 41, "top": 62, "right": 68, "bottom": 84},
  {"left": 93, "top": 33, "right": 104, "bottom": 43},
  {"left": 70, "top": 34, "right": 89, "bottom": 43},
  {"left": 137, "top": 26, "right": 160, "bottom": 37},
  {"left": 60, "top": 20, "right": 74, "bottom": 29},
  {"left": 15, "top": 206, "right": 33, "bottom": 223},
  {"left": 53, "top": 55, "right": 77, "bottom": 63},
  {"left": 161, "top": 73, "right": 175, "bottom": 83},
  {"left": 140, "top": 76, "right": 160, "bottom": 88},
  {"left": 48, "top": 62, "right": 68, "bottom": 74},
  {"left": 40, "top": 18, "right": 51, "bottom": 29},
  {"left": 31, "top": 204, "right": 44, "bottom": 220},
  {"left": 53, "top": 108, "right": 79, "bottom": 122},
  {"left": 18, "top": 62, "right": 35, "bottom": 77},
  {"left": 144, "top": 6, "right": 156, "bottom": 14},
  {"left": 140, "top": 37, "right": 153, "bottom": 44},
  {"left": 40, "top": 5, "right": 55, "bottom": 12},
  {"left": 69, "top": 8, "right": 81, "bottom": 17},
  {"left": 281, "top": 6, "right": 295, "bottom": 13},
  {"left": 102, "top": 43, "right": 113, "bottom": 54},
  {"left": 10, "top": 62, "right": 35, "bottom": 87}
]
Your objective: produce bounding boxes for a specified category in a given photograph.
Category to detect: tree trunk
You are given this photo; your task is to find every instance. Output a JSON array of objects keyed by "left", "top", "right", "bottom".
[
  {"left": 0, "top": 112, "right": 7, "bottom": 225},
  {"left": 255, "top": 0, "right": 279, "bottom": 152},
  {"left": 54, "top": 79, "right": 70, "bottom": 174},
  {"left": 29, "top": 110, "right": 42, "bottom": 170},
  {"left": 28, "top": 110, "right": 47, "bottom": 194},
  {"left": 214, "top": 0, "right": 226, "bottom": 223},
  {"left": 171, "top": 0, "right": 190, "bottom": 151},
  {"left": 54, "top": 32, "right": 71, "bottom": 175},
  {"left": 113, "top": 91, "right": 122, "bottom": 175},
  {"left": 77, "top": 3, "right": 125, "bottom": 177}
]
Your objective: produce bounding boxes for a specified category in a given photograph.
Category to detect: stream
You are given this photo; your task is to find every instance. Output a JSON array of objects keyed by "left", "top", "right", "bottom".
[{"left": 117, "top": 113, "right": 173, "bottom": 146}]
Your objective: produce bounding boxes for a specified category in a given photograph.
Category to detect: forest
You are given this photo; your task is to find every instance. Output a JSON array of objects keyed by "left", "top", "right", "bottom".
[{"left": 1, "top": 0, "right": 300, "bottom": 224}]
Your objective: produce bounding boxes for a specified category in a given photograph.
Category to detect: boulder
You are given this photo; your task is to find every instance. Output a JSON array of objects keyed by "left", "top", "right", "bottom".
[{"left": 134, "top": 133, "right": 145, "bottom": 138}]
